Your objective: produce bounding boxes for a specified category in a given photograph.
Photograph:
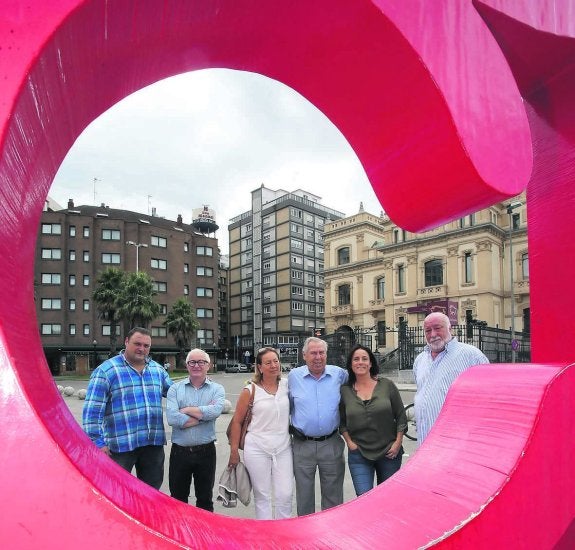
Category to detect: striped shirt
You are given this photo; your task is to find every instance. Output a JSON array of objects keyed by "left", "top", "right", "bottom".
[
  {"left": 413, "top": 338, "right": 488, "bottom": 445},
  {"left": 166, "top": 377, "right": 225, "bottom": 446},
  {"left": 82, "top": 353, "right": 173, "bottom": 453}
]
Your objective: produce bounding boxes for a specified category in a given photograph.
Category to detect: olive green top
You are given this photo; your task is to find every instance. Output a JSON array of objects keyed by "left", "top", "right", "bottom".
[{"left": 339, "top": 378, "right": 407, "bottom": 460}]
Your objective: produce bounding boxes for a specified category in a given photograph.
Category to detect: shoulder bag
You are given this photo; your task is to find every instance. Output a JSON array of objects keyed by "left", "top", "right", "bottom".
[{"left": 226, "top": 383, "right": 255, "bottom": 450}]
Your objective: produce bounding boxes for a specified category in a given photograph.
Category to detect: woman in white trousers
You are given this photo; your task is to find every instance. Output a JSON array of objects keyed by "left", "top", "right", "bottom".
[{"left": 228, "top": 347, "right": 293, "bottom": 519}]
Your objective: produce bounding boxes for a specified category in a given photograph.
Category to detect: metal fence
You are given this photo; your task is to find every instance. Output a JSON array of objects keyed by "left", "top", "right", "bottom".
[{"left": 316, "top": 323, "right": 531, "bottom": 370}]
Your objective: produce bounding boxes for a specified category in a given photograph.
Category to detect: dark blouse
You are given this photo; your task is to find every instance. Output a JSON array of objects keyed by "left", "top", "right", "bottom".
[{"left": 339, "top": 377, "right": 407, "bottom": 460}]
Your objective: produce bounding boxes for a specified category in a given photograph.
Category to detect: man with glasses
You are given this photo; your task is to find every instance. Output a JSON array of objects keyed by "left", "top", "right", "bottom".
[
  {"left": 288, "top": 337, "right": 348, "bottom": 516},
  {"left": 83, "top": 327, "right": 173, "bottom": 489},
  {"left": 166, "top": 348, "right": 225, "bottom": 510}
]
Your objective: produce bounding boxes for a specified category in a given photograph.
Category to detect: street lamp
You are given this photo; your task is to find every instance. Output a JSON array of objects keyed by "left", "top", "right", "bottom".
[
  {"left": 506, "top": 201, "right": 522, "bottom": 363},
  {"left": 92, "top": 339, "right": 97, "bottom": 370},
  {"left": 126, "top": 240, "right": 148, "bottom": 272}
]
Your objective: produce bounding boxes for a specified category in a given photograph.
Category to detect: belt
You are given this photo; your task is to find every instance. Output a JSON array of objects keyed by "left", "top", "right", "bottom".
[
  {"left": 301, "top": 429, "right": 338, "bottom": 442},
  {"left": 173, "top": 441, "right": 215, "bottom": 453}
]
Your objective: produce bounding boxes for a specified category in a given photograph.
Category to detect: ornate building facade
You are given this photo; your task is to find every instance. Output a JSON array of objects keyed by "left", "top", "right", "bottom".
[{"left": 323, "top": 194, "right": 529, "bottom": 353}]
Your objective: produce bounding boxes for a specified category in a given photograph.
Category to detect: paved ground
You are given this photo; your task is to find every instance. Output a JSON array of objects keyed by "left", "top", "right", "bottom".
[{"left": 58, "top": 370, "right": 416, "bottom": 519}]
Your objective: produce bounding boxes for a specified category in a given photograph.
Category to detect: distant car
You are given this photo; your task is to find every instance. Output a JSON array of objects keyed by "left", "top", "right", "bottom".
[{"left": 225, "top": 363, "right": 248, "bottom": 373}]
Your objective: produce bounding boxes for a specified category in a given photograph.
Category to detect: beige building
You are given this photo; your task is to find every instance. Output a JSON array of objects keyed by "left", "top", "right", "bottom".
[{"left": 323, "top": 194, "right": 529, "bottom": 353}]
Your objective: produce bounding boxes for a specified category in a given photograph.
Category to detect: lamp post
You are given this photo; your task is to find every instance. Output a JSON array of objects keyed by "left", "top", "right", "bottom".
[
  {"left": 126, "top": 240, "right": 148, "bottom": 272},
  {"left": 506, "top": 201, "right": 522, "bottom": 363},
  {"left": 92, "top": 339, "right": 97, "bottom": 370}
]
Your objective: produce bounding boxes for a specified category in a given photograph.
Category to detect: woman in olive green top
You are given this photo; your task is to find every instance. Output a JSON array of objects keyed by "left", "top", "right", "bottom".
[{"left": 339, "top": 344, "right": 407, "bottom": 496}]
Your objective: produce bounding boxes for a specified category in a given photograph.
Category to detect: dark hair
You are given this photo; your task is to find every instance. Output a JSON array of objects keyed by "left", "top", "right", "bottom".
[
  {"left": 126, "top": 327, "right": 151, "bottom": 339},
  {"left": 253, "top": 347, "right": 281, "bottom": 383},
  {"left": 345, "top": 344, "right": 379, "bottom": 385}
]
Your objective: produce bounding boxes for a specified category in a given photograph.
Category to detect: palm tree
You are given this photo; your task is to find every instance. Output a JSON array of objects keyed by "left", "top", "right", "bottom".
[
  {"left": 164, "top": 298, "right": 199, "bottom": 369},
  {"left": 93, "top": 267, "right": 125, "bottom": 356},
  {"left": 116, "top": 271, "right": 161, "bottom": 331}
]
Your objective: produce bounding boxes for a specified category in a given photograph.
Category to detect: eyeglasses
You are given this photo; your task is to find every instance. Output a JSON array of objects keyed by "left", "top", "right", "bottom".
[{"left": 187, "top": 359, "right": 208, "bottom": 367}]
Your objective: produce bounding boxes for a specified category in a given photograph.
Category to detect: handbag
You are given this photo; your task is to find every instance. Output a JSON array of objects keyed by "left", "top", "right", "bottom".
[{"left": 226, "top": 383, "right": 255, "bottom": 450}]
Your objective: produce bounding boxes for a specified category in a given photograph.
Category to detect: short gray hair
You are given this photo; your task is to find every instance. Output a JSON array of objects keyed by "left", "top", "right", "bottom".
[
  {"left": 302, "top": 337, "right": 328, "bottom": 354},
  {"left": 185, "top": 348, "right": 210, "bottom": 363}
]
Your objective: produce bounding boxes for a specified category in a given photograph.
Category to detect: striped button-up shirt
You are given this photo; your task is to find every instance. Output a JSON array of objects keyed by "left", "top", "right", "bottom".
[
  {"left": 82, "top": 353, "right": 173, "bottom": 453},
  {"left": 413, "top": 338, "right": 489, "bottom": 445}
]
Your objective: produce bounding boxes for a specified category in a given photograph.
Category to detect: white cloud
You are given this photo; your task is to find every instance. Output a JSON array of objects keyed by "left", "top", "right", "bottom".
[{"left": 50, "top": 69, "right": 383, "bottom": 250}]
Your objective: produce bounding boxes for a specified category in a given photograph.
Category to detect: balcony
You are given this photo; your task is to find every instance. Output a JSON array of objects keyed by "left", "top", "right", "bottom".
[
  {"left": 332, "top": 304, "right": 353, "bottom": 317},
  {"left": 514, "top": 278, "right": 530, "bottom": 296},
  {"left": 368, "top": 298, "right": 385, "bottom": 311},
  {"left": 417, "top": 285, "right": 447, "bottom": 297}
]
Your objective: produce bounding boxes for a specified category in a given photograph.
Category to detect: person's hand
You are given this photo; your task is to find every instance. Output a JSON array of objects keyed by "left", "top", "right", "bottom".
[
  {"left": 347, "top": 441, "right": 359, "bottom": 451},
  {"left": 228, "top": 449, "right": 240, "bottom": 468},
  {"left": 386, "top": 442, "right": 401, "bottom": 459},
  {"left": 100, "top": 445, "right": 111, "bottom": 456}
]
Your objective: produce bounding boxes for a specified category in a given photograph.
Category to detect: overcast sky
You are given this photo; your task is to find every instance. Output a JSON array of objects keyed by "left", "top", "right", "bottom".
[{"left": 50, "top": 69, "right": 384, "bottom": 252}]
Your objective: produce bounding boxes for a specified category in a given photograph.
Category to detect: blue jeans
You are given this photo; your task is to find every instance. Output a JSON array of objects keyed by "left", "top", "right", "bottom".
[
  {"left": 347, "top": 447, "right": 403, "bottom": 496},
  {"left": 109, "top": 445, "right": 165, "bottom": 490}
]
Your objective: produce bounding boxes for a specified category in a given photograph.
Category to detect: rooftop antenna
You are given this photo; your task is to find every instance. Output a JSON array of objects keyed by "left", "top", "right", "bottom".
[{"left": 93, "top": 177, "right": 100, "bottom": 204}]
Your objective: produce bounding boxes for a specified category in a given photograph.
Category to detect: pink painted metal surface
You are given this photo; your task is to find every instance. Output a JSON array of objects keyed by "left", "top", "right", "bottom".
[{"left": 0, "top": 0, "right": 574, "bottom": 547}]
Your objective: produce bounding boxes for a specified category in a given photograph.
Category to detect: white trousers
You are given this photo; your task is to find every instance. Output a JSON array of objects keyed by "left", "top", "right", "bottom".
[{"left": 243, "top": 436, "right": 293, "bottom": 519}]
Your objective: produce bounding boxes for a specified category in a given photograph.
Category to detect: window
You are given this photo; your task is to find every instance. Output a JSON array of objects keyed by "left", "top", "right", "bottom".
[
  {"left": 464, "top": 252, "right": 473, "bottom": 283},
  {"left": 184, "top": 285, "right": 189, "bottom": 295},
  {"left": 69, "top": 275, "right": 76, "bottom": 286},
  {"left": 512, "top": 212, "right": 520, "bottom": 230},
  {"left": 69, "top": 324, "right": 76, "bottom": 336},
  {"left": 308, "top": 274, "right": 315, "bottom": 284},
  {"left": 83, "top": 299, "right": 90, "bottom": 311},
  {"left": 83, "top": 251, "right": 90, "bottom": 262},
  {"left": 151, "top": 258, "right": 167, "bottom": 270},
  {"left": 292, "top": 302, "right": 303, "bottom": 311},
  {"left": 263, "top": 261, "right": 271, "bottom": 271},
  {"left": 307, "top": 288, "right": 316, "bottom": 298},
  {"left": 69, "top": 299, "right": 76, "bottom": 310},
  {"left": 291, "top": 208, "right": 302, "bottom": 218},
  {"left": 83, "top": 226, "right": 90, "bottom": 238},
  {"left": 291, "top": 223, "right": 302, "bottom": 234},
  {"left": 292, "top": 286, "right": 303, "bottom": 296},
  {"left": 307, "top": 303, "right": 316, "bottom": 312},
  {"left": 196, "top": 287, "right": 214, "bottom": 298},
  {"left": 397, "top": 264, "right": 405, "bottom": 293},
  {"left": 292, "top": 270, "right": 303, "bottom": 280},
  {"left": 376, "top": 277, "right": 385, "bottom": 300},
  {"left": 196, "top": 246, "right": 213, "bottom": 256},
  {"left": 153, "top": 281, "right": 167, "bottom": 292},
  {"left": 102, "top": 229, "right": 121, "bottom": 240},
  {"left": 151, "top": 326, "right": 167, "bottom": 337},
  {"left": 263, "top": 275, "right": 271, "bottom": 285},
  {"left": 41, "top": 248, "right": 62, "bottom": 260},
  {"left": 102, "top": 253, "right": 121, "bottom": 264},
  {"left": 291, "top": 255, "right": 303, "bottom": 265},
  {"left": 263, "top": 305, "right": 271, "bottom": 315},
  {"left": 469, "top": 213, "right": 475, "bottom": 226},
  {"left": 102, "top": 325, "right": 121, "bottom": 336},
  {"left": 338, "top": 284, "right": 351, "bottom": 306},
  {"left": 69, "top": 250, "right": 76, "bottom": 261},
  {"left": 83, "top": 324, "right": 90, "bottom": 336},
  {"left": 196, "top": 266, "right": 213, "bottom": 276},
  {"left": 41, "top": 223, "right": 61, "bottom": 235},
  {"left": 69, "top": 225, "right": 76, "bottom": 237},
  {"left": 151, "top": 235, "right": 167, "bottom": 248},
  {"left": 522, "top": 252, "right": 529, "bottom": 279},
  {"left": 291, "top": 239, "right": 303, "bottom": 249},
  {"left": 338, "top": 247, "right": 350, "bottom": 265},
  {"left": 184, "top": 263, "right": 189, "bottom": 273},
  {"left": 197, "top": 308, "right": 214, "bottom": 318},
  {"left": 318, "top": 305, "right": 325, "bottom": 314},
  {"left": 41, "top": 273, "right": 61, "bottom": 285},
  {"left": 41, "top": 298, "right": 61, "bottom": 310},
  {"left": 83, "top": 275, "right": 90, "bottom": 286},
  {"left": 184, "top": 242, "right": 189, "bottom": 252},
  {"left": 424, "top": 259, "right": 443, "bottom": 287},
  {"left": 160, "top": 304, "right": 168, "bottom": 315},
  {"left": 197, "top": 329, "right": 214, "bottom": 344},
  {"left": 41, "top": 323, "right": 62, "bottom": 335}
]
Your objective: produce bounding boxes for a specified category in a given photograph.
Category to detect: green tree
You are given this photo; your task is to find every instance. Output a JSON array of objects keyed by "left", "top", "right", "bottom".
[
  {"left": 164, "top": 297, "right": 199, "bottom": 369},
  {"left": 116, "top": 271, "right": 161, "bottom": 331},
  {"left": 93, "top": 267, "right": 125, "bottom": 356}
]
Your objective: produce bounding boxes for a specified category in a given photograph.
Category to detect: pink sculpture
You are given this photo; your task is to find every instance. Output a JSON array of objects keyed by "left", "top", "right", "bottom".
[{"left": 0, "top": 1, "right": 573, "bottom": 547}]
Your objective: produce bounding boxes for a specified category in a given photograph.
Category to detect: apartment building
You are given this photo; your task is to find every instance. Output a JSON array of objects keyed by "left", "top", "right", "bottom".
[
  {"left": 323, "top": 195, "right": 529, "bottom": 353},
  {"left": 35, "top": 200, "right": 220, "bottom": 374},
  {"left": 228, "top": 185, "right": 344, "bottom": 363}
]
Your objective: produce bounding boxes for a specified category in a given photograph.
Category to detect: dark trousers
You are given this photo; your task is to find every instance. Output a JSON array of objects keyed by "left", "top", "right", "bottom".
[
  {"left": 169, "top": 442, "right": 217, "bottom": 511},
  {"left": 109, "top": 445, "right": 165, "bottom": 490}
]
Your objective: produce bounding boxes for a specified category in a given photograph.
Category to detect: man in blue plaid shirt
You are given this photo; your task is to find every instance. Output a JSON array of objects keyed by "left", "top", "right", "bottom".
[{"left": 83, "top": 327, "right": 173, "bottom": 489}]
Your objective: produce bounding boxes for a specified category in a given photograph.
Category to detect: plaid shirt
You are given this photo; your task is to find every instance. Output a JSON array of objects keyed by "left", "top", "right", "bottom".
[{"left": 82, "top": 353, "right": 173, "bottom": 453}]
